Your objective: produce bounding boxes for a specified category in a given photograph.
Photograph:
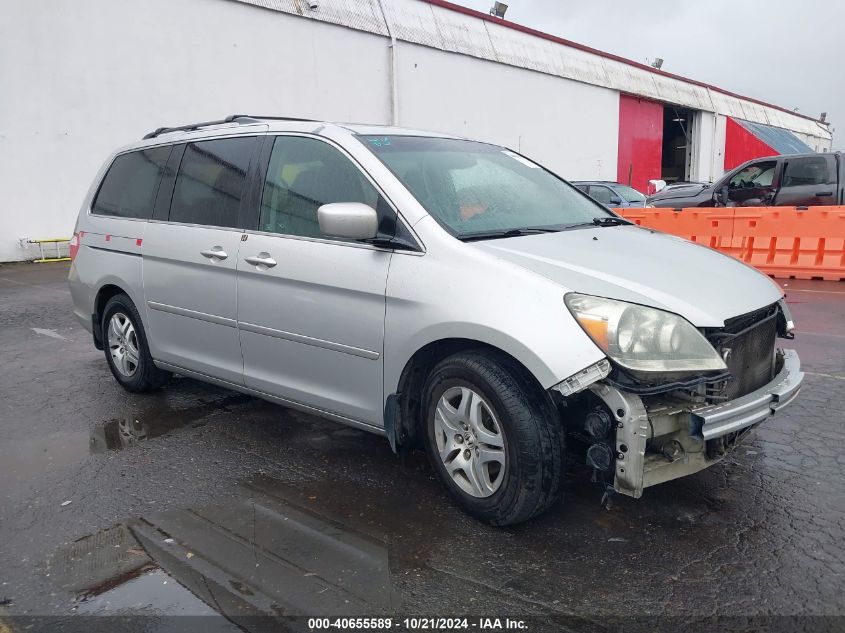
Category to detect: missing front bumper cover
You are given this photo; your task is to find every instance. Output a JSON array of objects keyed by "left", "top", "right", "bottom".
[
  {"left": 552, "top": 359, "right": 611, "bottom": 397},
  {"left": 690, "top": 349, "right": 803, "bottom": 440},
  {"left": 589, "top": 349, "right": 803, "bottom": 499}
]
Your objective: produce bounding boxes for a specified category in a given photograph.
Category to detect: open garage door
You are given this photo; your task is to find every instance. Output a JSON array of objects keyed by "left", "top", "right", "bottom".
[
  {"left": 617, "top": 96, "right": 705, "bottom": 193},
  {"left": 661, "top": 105, "right": 695, "bottom": 185},
  {"left": 617, "top": 95, "right": 663, "bottom": 194}
]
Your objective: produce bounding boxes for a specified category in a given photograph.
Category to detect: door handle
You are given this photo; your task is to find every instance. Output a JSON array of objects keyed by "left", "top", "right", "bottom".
[
  {"left": 244, "top": 253, "right": 277, "bottom": 268},
  {"left": 200, "top": 247, "right": 228, "bottom": 260},
  {"left": 815, "top": 191, "right": 833, "bottom": 197}
]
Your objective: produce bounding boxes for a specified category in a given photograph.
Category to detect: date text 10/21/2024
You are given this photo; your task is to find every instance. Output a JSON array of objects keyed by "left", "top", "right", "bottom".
[{"left": 307, "top": 618, "right": 529, "bottom": 630}]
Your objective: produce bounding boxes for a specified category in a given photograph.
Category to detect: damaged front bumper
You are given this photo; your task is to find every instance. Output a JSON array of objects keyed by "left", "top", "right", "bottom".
[{"left": 588, "top": 349, "right": 803, "bottom": 498}]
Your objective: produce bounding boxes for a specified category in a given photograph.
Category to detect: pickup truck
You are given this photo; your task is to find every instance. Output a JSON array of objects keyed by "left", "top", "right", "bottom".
[{"left": 647, "top": 151, "right": 843, "bottom": 208}]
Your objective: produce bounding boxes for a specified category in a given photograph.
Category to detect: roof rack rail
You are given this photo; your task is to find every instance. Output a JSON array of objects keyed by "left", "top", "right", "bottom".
[{"left": 142, "top": 114, "right": 319, "bottom": 140}]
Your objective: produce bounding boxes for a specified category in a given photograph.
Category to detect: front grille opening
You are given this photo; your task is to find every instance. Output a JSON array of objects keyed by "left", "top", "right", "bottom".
[{"left": 706, "top": 304, "right": 778, "bottom": 400}]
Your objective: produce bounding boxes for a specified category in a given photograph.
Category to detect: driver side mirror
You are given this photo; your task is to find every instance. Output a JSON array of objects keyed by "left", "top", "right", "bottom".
[
  {"left": 609, "top": 196, "right": 623, "bottom": 205},
  {"left": 317, "top": 202, "right": 378, "bottom": 240},
  {"left": 714, "top": 186, "right": 729, "bottom": 206}
]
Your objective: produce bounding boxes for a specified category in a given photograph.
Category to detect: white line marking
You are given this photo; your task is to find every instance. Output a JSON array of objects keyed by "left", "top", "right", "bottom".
[
  {"left": 796, "top": 331, "right": 845, "bottom": 339},
  {"left": 787, "top": 288, "right": 845, "bottom": 295},
  {"left": 31, "top": 328, "right": 68, "bottom": 340},
  {"left": 806, "top": 371, "right": 845, "bottom": 381},
  {"left": 0, "top": 276, "right": 28, "bottom": 286}
]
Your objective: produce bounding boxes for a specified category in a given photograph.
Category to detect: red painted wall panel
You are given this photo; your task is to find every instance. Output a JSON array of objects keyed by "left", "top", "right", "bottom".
[
  {"left": 724, "top": 117, "right": 776, "bottom": 170},
  {"left": 617, "top": 95, "right": 663, "bottom": 194}
]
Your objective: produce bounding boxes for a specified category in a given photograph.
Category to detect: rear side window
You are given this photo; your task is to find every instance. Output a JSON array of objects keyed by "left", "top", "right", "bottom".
[
  {"left": 169, "top": 137, "right": 254, "bottom": 228},
  {"left": 782, "top": 156, "right": 834, "bottom": 187},
  {"left": 92, "top": 146, "right": 171, "bottom": 219}
]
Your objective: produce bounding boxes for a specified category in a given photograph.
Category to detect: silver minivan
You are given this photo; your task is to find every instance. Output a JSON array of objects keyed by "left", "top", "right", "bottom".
[{"left": 69, "top": 115, "right": 803, "bottom": 525}]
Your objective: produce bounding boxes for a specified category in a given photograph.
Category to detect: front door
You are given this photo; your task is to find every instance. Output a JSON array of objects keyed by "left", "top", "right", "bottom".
[
  {"left": 236, "top": 135, "right": 393, "bottom": 426},
  {"left": 143, "top": 136, "right": 259, "bottom": 384}
]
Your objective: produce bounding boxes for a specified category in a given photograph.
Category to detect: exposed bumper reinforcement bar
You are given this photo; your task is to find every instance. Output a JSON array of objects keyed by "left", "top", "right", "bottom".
[
  {"left": 691, "top": 349, "right": 803, "bottom": 441},
  {"left": 589, "top": 349, "right": 803, "bottom": 499}
]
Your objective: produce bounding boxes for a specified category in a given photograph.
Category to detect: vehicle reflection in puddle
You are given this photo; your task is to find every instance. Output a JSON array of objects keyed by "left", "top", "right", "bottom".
[
  {"left": 89, "top": 417, "right": 150, "bottom": 452},
  {"left": 75, "top": 568, "right": 231, "bottom": 618},
  {"left": 54, "top": 477, "right": 402, "bottom": 630},
  {"left": 74, "top": 567, "right": 243, "bottom": 632},
  {"left": 91, "top": 393, "right": 251, "bottom": 452},
  {"left": 57, "top": 469, "right": 629, "bottom": 630},
  {"left": 126, "top": 477, "right": 400, "bottom": 619}
]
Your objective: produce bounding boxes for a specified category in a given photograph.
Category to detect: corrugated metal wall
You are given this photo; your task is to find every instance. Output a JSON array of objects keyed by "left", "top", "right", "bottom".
[{"left": 234, "top": 0, "right": 832, "bottom": 144}]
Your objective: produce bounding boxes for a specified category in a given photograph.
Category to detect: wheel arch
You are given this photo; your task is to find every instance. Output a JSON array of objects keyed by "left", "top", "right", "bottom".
[
  {"left": 92, "top": 280, "right": 147, "bottom": 348},
  {"left": 386, "top": 336, "right": 555, "bottom": 451}
]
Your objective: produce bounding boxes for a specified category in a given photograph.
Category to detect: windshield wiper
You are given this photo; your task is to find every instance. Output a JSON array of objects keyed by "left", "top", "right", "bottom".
[
  {"left": 458, "top": 227, "right": 560, "bottom": 242},
  {"left": 591, "top": 216, "right": 631, "bottom": 226},
  {"left": 562, "top": 216, "right": 632, "bottom": 230}
]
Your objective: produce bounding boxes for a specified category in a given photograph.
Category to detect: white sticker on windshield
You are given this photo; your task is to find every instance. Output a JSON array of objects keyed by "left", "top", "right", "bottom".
[{"left": 502, "top": 150, "right": 540, "bottom": 168}]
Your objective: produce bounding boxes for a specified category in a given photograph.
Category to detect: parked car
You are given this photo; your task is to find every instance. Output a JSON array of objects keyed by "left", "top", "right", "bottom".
[
  {"left": 572, "top": 181, "right": 647, "bottom": 207},
  {"left": 69, "top": 115, "right": 803, "bottom": 525},
  {"left": 647, "top": 151, "right": 843, "bottom": 208}
]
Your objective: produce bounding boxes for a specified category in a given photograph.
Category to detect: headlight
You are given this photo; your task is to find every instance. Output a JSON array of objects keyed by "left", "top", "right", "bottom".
[{"left": 564, "top": 294, "right": 726, "bottom": 374}]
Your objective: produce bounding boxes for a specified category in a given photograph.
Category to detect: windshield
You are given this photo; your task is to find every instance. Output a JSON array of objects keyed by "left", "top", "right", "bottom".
[
  {"left": 613, "top": 184, "right": 646, "bottom": 203},
  {"left": 359, "top": 135, "right": 612, "bottom": 237}
]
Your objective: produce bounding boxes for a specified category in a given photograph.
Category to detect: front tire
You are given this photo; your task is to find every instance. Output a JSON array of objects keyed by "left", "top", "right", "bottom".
[
  {"left": 101, "top": 294, "right": 170, "bottom": 392},
  {"left": 421, "top": 350, "right": 563, "bottom": 525}
]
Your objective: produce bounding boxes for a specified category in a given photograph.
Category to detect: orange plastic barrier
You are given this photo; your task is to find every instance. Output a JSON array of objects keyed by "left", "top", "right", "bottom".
[{"left": 617, "top": 206, "right": 845, "bottom": 281}]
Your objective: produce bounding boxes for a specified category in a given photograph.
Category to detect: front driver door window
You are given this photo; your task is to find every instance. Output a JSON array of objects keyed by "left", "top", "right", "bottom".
[
  {"left": 237, "top": 135, "right": 395, "bottom": 426},
  {"left": 727, "top": 160, "right": 777, "bottom": 206},
  {"left": 587, "top": 185, "right": 613, "bottom": 205}
]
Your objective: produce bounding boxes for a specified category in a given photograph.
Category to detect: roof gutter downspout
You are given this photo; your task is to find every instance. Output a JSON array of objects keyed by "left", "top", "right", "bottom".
[{"left": 377, "top": 0, "right": 399, "bottom": 126}]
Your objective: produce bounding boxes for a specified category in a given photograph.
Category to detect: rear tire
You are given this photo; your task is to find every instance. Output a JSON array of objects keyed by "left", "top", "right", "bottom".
[
  {"left": 101, "top": 294, "right": 170, "bottom": 392},
  {"left": 421, "top": 350, "right": 563, "bottom": 525}
]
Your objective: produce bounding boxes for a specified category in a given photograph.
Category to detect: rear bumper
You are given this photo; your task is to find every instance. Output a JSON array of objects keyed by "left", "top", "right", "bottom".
[{"left": 691, "top": 349, "right": 803, "bottom": 440}]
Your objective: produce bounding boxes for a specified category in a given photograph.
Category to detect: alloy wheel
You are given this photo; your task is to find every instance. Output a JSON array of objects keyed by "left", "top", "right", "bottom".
[
  {"left": 433, "top": 385, "right": 506, "bottom": 498},
  {"left": 107, "top": 312, "right": 140, "bottom": 378}
]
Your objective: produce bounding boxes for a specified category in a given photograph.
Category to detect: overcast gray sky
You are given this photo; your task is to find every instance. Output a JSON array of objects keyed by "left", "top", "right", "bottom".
[{"left": 453, "top": 0, "right": 842, "bottom": 148}]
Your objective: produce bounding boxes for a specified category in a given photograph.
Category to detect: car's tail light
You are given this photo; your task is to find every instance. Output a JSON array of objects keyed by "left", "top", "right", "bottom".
[{"left": 69, "top": 231, "right": 83, "bottom": 261}]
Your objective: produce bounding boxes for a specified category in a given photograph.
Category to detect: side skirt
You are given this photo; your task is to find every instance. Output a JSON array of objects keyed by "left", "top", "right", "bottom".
[{"left": 154, "top": 360, "right": 388, "bottom": 438}]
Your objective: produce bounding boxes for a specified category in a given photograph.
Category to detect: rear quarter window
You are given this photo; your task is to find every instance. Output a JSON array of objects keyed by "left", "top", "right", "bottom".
[{"left": 92, "top": 146, "right": 172, "bottom": 219}]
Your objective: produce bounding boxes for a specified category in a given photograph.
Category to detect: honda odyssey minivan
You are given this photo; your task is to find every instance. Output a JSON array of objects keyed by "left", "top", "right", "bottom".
[{"left": 69, "top": 115, "right": 803, "bottom": 525}]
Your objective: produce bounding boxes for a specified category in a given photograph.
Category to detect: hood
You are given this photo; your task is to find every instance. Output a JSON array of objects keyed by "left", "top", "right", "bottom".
[
  {"left": 648, "top": 184, "right": 709, "bottom": 201},
  {"left": 471, "top": 225, "right": 782, "bottom": 327}
]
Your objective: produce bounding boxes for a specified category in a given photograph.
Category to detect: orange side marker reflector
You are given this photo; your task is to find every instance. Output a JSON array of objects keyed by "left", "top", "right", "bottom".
[{"left": 580, "top": 316, "right": 609, "bottom": 351}]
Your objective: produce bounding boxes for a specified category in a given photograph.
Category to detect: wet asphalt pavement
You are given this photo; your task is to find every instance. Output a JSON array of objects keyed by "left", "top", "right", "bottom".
[{"left": 0, "top": 262, "right": 843, "bottom": 631}]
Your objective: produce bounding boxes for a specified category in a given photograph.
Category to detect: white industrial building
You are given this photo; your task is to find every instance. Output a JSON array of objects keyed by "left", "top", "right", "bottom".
[{"left": 1, "top": 0, "right": 833, "bottom": 262}]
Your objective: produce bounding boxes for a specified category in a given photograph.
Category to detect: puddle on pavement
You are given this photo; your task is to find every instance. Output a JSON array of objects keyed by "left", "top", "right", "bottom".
[
  {"left": 126, "top": 478, "right": 401, "bottom": 618},
  {"left": 0, "top": 393, "right": 251, "bottom": 486},
  {"left": 76, "top": 568, "right": 242, "bottom": 632},
  {"left": 48, "top": 472, "right": 616, "bottom": 628}
]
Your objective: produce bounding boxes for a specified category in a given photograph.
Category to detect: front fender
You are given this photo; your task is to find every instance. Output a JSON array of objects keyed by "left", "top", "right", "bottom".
[{"left": 382, "top": 240, "right": 606, "bottom": 404}]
